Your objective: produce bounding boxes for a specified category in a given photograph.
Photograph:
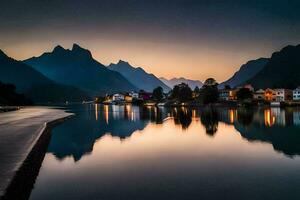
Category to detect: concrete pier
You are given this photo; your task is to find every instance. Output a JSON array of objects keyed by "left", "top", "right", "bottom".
[{"left": 0, "top": 107, "right": 73, "bottom": 197}]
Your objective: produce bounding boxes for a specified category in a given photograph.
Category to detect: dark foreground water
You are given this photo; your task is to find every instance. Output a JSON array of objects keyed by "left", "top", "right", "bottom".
[{"left": 28, "top": 105, "right": 300, "bottom": 200}]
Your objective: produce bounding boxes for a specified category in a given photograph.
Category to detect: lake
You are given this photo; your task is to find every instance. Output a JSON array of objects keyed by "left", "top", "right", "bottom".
[{"left": 28, "top": 105, "right": 300, "bottom": 200}]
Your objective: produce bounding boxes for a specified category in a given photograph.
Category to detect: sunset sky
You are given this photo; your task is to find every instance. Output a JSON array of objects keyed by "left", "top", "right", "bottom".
[{"left": 1, "top": 0, "right": 300, "bottom": 82}]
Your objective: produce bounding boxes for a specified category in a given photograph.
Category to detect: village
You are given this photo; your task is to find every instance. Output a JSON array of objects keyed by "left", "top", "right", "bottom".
[
  {"left": 219, "top": 84, "right": 300, "bottom": 106},
  {"left": 95, "top": 78, "right": 300, "bottom": 107}
]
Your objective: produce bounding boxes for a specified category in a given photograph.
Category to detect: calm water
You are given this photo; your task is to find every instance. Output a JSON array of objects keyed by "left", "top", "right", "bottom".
[{"left": 28, "top": 105, "right": 300, "bottom": 200}]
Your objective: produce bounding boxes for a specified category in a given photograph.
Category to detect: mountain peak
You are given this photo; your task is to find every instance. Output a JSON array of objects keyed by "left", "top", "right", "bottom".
[
  {"left": 72, "top": 43, "right": 83, "bottom": 51},
  {"left": 117, "top": 60, "right": 130, "bottom": 65},
  {"left": 0, "top": 49, "right": 8, "bottom": 59},
  {"left": 71, "top": 43, "right": 92, "bottom": 58},
  {"left": 52, "top": 45, "right": 67, "bottom": 54}
]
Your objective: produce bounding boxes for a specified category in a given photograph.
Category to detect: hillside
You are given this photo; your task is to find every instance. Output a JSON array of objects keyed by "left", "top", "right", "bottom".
[
  {"left": 24, "top": 44, "right": 137, "bottom": 96},
  {"left": 0, "top": 50, "right": 89, "bottom": 103},
  {"left": 219, "top": 58, "right": 269, "bottom": 89},
  {"left": 247, "top": 44, "right": 300, "bottom": 89},
  {"left": 160, "top": 77, "right": 203, "bottom": 89},
  {"left": 108, "top": 60, "right": 170, "bottom": 92}
]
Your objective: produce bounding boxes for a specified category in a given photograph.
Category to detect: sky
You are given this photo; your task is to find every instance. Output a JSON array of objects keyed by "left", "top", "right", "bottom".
[{"left": 1, "top": 0, "right": 300, "bottom": 82}]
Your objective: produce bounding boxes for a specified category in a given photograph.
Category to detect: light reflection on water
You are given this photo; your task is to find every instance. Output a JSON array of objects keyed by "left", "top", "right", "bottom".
[{"left": 29, "top": 105, "right": 300, "bottom": 200}]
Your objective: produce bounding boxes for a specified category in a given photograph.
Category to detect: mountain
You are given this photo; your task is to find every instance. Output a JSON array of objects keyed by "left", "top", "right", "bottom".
[
  {"left": 0, "top": 49, "right": 89, "bottom": 103},
  {"left": 108, "top": 60, "right": 170, "bottom": 92},
  {"left": 247, "top": 44, "right": 300, "bottom": 89},
  {"left": 24, "top": 44, "right": 137, "bottom": 96},
  {"left": 160, "top": 77, "right": 203, "bottom": 89},
  {"left": 219, "top": 58, "right": 269, "bottom": 89}
]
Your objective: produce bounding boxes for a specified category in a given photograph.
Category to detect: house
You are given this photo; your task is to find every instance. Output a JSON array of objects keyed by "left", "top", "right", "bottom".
[
  {"left": 129, "top": 91, "right": 139, "bottom": 99},
  {"left": 274, "top": 89, "right": 292, "bottom": 102},
  {"left": 219, "top": 89, "right": 230, "bottom": 101},
  {"left": 124, "top": 91, "right": 139, "bottom": 103},
  {"left": 112, "top": 93, "right": 125, "bottom": 102},
  {"left": 293, "top": 87, "right": 300, "bottom": 101},
  {"left": 124, "top": 94, "right": 133, "bottom": 103},
  {"left": 264, "top": 88, "right": 276, "bottom": 101},
  {"left": 253, "top": 89, "right": 265, "bottom": 100},
  {"left": 139, "top": 91, "right": 152, "bottom": 101},
  {"left": 229, "top": 89, "right": 238, "bottom": 100},
  {"left": 243, "top": 84, "right": 254, "bottom": 92}
]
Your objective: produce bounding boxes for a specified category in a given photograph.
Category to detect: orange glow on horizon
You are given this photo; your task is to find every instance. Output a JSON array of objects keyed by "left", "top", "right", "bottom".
[{"left": 1, "top": 38, "right": 271, "bottom": 82}]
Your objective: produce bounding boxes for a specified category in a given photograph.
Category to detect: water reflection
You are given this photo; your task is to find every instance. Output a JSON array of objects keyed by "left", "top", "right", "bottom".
[
  {"left": 172, "top": 107, "right": 192, "bottom": 129},
  {"left": 48, "top": 105, "right": 300, "bottom": 163},
  {"left": 200, "top": 108, "right": 219, "bottom": 136},
  {"left": 26, "top": 105, "right": 300, "bottom": 200}
]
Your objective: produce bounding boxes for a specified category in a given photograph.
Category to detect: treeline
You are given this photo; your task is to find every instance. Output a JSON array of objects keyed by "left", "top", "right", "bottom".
[
  {"left": 0, "top": 81, "right": 32, "bottom": 106},
  {"left": 152, "top": 78, "right": 219, "bottom": 105}
]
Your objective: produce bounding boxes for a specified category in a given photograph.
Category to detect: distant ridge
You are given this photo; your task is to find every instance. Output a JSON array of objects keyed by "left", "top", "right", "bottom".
[
  {"left": 0, "top": 49, "right": 89, "bottom": 103},
  {"left": 247, "top": 44, "right": 300, "bottom": 89},
  {"left": 108, "top": 60, "right": 170, "bottom": 92},
  {"left": 160, "top": 77, "right": 203, "bottom": 89},
  {"left": 219, "top": 58, "right": 269, "bottom": 89},
  {"left": 24, "top": 44, "right": 138, "bottom": 96}
]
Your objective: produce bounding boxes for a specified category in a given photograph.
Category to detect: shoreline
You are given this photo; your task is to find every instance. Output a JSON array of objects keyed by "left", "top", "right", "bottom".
[
  {"left": 0, "top": 106, "right": 21, "bottom": 113},
  {"left": 0, "top": 108, "right": 74, "bottom": 200}
]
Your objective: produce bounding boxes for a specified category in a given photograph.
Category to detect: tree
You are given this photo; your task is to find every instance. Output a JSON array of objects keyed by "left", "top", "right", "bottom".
[
  {"left": 194, "top": 86, "right": 200, "bottom": 98},
  {"left": 152, "top": 86, "right": 163, "bottom": 102},
  {"left": 224, "top": 85, "right": 231, "bottom": 90},
  {"left": 203, "top": 78, "right": 218, "bottom": 87},
  {"left": 200, "top": 108, "right": 219, "bottom": 136},
  {"left": 199, "top": 78, "right": 219, "bottom": 105},
  {"left": 171, "top": 83, "right": 192, "bottom": 102},
  {"left": 236, "top": 88, "right": 253, "bottom": 101},
  {"left": 200, "top": 87, "right": 219, "bottom": 104}
]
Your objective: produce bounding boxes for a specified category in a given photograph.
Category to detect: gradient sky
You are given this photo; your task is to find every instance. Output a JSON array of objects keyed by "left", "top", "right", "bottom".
[{"left": 1, "top": 0, "right": 300, "bottom": 82}]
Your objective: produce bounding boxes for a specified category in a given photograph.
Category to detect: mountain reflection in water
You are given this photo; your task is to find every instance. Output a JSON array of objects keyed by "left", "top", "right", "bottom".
[{"left": 48, "top": 105, "right": 300, "bottom": 162}]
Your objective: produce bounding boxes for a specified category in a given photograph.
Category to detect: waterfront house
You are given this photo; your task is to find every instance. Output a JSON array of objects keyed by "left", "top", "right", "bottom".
[
  {"left": 253, "top": 89, "right": 265, "bottom": 100},
  {"left": 243, "top": 84, "right": 254, "bottom": 92},
  {"left": 229, "top": 89, "right": 238, "bottom": 100},
  {"left": 219, "top": 89, "right": 230, "bottom": 101},
  {"left": 264, "top": 88, "right": 276, "bottom": 101},
  {"left": 112, "top": 93, "right": 125, "bottom": 102},
  {"left": 125, "top": 94, "right": 133, "bottom": 103},
  {"left": 139, "top": 91, "right": 152, "bottom": 101},
  {"left": 293, "top": 87, "right": 300, "bottom": 101},
  {"left": 125, "top": 91, "right": 140, "bottom": 103},
  {"left": 129, "top": 91, "right": 139, "bottom": 99},
  {"left": 274, "top": 89, "right": 292, "bottom": 102}
]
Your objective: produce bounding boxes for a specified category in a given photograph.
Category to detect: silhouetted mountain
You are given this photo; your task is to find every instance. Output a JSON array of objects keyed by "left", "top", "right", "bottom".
[
  {"left": 24, "top": 44, "right": 137, "bottom": 96},
  {"left": 0, "top": 50, "right": 89, "bottom": 103},
  {"left": 108, "top": 60, "right": 170, "bottom": 92},
  {"left": 160, "top": 77, "right": 203, "bottom": 89},
  {"left": 219, "top": 58, "right": 269, "bottom": 89},
  {"left": 247, "top": 44, "right": 300, "bottom": 89}
]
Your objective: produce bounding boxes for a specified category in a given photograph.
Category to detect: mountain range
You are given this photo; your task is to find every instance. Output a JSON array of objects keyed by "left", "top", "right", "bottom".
[
  {"left": 1, "top": 42, "right": 300, "bottom": 104},
  {"left": 24, "top": 44, "right": 137, "bottom": 96},
  {"left": 0, "top": 50, "right": 89, "bottom": 103},
  {"left": 108, "top": 60, "right": 170, "bottom": 92},
  {"left": 160, "top": 77, "right": 203, "bottom": 89},
  {"left": 247, "top": 44, "right": 300, "bottom": 89},
  {"left": 219, "top": 58, "right": 269, "bottom": 89}
]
